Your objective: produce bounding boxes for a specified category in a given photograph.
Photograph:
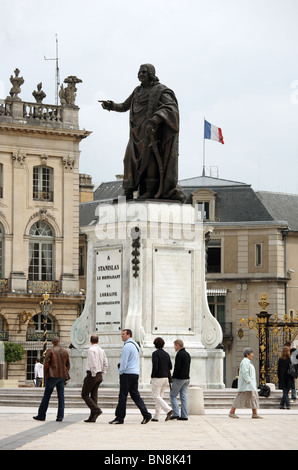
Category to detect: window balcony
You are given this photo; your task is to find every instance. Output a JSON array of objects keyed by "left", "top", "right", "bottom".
[
  {"left": 27, "top": 280, "right": 60, "bottom": 294},
  {"left": 33, "top": 190, "right": 53, "bottom": 202}
]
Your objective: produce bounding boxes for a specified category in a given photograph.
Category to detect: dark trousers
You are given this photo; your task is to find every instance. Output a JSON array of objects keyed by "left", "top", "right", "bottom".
[
  {"left": 115, "top": 373, "right": 151, "bottom": 422},
  {"left": 37, "top": 377, "right": 66, "bottom": 420},
  {"left": 280, "top": 387, "right": 290, "bottom": 408},
  {"left": 81, "top": 371, "right": 103, "bottom": 414}
]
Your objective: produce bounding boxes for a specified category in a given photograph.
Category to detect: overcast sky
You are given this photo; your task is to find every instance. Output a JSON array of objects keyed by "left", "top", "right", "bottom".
[{"left": 2, "top": 0, "right": 298, "bottom": 194}]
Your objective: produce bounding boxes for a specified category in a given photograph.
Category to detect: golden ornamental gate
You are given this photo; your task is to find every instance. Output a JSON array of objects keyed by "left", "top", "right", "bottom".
[{"left": 238, "top": 293, "right": 298, "bottom": 386}]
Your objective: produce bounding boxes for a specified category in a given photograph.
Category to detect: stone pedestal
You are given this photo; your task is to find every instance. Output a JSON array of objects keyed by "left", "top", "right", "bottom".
[
  {"left": 10, "top": 271, "right": 27, "bottom": 292},
  {"left": 70, "top": 200, "right": 224, "bottom": 388}
]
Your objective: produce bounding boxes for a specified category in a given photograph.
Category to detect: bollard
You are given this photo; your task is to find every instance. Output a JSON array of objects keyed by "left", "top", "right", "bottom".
[{"left": 188, "top": 386, "right": 205, "bottom": 415}]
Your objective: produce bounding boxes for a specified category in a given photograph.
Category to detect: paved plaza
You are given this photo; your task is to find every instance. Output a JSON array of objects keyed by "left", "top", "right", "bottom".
[{"left": 0, "top": 406, "right": 297, "bottom": 453}]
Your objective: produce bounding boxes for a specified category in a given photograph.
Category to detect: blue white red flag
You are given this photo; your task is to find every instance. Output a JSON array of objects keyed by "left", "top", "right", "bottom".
[{"left": 204, "top": 120, "right": 224, "bottom": 144}]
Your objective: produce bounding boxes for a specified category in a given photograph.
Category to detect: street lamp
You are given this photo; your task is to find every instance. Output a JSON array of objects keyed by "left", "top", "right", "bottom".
[{"left": 40, "top": 292, "right": 52, "bottom": 359}]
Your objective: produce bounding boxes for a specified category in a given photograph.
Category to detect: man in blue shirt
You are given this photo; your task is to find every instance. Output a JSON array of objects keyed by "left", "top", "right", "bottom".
[{"left": 109, "top": 329, "right": 152, "bottom": 424}]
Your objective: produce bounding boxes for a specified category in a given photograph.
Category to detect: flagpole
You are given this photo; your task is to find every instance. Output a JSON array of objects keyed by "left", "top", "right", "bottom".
[{"left": 202, "top": 117, "right": 206, "bottom": 176}]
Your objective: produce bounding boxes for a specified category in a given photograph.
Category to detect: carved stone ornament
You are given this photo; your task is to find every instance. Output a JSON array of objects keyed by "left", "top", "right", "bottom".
[
  {"left": 32, "top": 82, "right": 46, "bottom": 103},
  {"left": 8, "top": 68, "right": 24, "bottom": 100},
  {"left": 40, "top": 154, "right": 48, "bottom": 166},
  {"left": 12, "top": 150, "right": 26, "bottom": 166},
  {"left": 63, "top": 155, "right": 75, "bottom": 170},
  {"left": 59, "top": 76, "right": 82, "bottom": 107}
]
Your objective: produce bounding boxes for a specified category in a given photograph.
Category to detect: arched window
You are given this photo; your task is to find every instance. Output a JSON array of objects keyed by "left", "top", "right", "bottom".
[
  {"left": 28, "top": 221, "right": 54, "bottom": 281},
  {"left": 28, "top": 312, "right": 56, "bottom": 339},
  {"left": 33, "top": 166, "right": 53, "bottom": 201},
  {"left": 26, "top": 313, "right": 59, "bottom": 381}
]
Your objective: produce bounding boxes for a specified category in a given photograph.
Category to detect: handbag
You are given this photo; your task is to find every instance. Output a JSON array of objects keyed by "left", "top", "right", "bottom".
[
  {"left": 288, "top": 362, "right": 298, "bottom": 379},
  {"left": 258, "top": 384, "right": 270, "bottom": 397}
]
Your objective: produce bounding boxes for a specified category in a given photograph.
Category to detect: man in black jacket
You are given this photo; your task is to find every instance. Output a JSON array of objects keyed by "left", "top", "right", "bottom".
[{"left": 170, "top": 339, "right": 191, "bottom": 420}]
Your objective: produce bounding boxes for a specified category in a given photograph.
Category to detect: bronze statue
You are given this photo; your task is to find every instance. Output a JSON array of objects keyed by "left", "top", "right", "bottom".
[{"left": 101, "top": 64, "right": 185, "bottom": 201}]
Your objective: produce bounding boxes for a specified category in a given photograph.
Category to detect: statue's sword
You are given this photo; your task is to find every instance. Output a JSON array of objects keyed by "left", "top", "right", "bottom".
[{"left": 148, "top": 134, "right": 163, "bottom": 198}]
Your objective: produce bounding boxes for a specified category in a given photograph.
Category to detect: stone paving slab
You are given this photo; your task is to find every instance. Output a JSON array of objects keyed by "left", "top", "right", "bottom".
[{"left": 0, "top": 407, "right": 298, "bottom": 452}]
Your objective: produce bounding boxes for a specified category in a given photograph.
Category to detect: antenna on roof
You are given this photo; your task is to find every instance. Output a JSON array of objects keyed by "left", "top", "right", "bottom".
[{"left": 44, "top": 34, "right": 60, "bottom": 105}]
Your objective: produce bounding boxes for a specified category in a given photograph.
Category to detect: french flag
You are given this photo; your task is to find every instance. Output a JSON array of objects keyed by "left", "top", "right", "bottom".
[{"left": 204, "top": 120, "right": 224, "bottom": 144}]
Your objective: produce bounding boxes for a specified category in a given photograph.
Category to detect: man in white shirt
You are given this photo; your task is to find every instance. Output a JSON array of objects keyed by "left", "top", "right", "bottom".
[
  {"left": 34, "top": 359, "right": 43, "bottom": 387},
  {"left": 81, "top": 334, "right": 108, "bottom": 422}
]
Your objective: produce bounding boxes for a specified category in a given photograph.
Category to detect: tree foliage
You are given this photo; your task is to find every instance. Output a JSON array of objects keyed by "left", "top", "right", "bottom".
[{"left": 4, "top": 342, "right": 25, "bottom": 363}]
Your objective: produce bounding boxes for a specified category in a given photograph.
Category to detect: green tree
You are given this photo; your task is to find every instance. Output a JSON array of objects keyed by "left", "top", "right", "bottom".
[{"left": 4, "top": 342, "right": 25, "bottom": 379}]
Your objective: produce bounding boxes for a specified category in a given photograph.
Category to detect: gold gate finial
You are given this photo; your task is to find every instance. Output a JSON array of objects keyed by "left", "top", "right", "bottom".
[{"left": 258, "top": 292, "right": 269, "bottom": 311}]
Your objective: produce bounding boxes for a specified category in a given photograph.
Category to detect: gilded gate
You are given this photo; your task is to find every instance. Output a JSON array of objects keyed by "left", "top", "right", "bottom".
[{"left": 238, "top": 293, "right": 298, "bottom": 386}]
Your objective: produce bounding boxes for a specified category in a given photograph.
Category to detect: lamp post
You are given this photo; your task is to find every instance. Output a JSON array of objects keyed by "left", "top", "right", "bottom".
[{"left": 40, "top": 292, "right": 52, "bottom": 359}]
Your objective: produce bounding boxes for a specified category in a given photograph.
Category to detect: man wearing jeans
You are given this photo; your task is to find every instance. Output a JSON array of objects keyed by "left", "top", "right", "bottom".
[
  {"left": 33, "top": 336, "right": 70, "bottom": 422},
  {"left": 109, "top": 329, "right": 152, "bottom": 424},
  {"left": 170, "top": 339, "right": 191, "bottom": 420}
]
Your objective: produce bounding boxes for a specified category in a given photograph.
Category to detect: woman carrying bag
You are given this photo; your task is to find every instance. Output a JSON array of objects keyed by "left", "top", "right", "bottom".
[{"left": 278, "top": 345, "right": 295, "bottom": 410}]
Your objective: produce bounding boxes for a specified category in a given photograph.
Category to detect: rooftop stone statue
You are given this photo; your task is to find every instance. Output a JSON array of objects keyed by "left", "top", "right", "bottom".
[
  {"left": 8, "top": 68, "right": 24, "bottom": 101},
  {"left": 32, "top": 83, "right": 46, "bottom": 103},
  {"left": 59, "top": 76, "right": 82, "bottom": 107}
]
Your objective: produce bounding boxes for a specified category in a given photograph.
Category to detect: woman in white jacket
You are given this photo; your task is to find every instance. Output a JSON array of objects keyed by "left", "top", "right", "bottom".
[{"left": 229, "top": 348, "right": 263, "bottom": 419}]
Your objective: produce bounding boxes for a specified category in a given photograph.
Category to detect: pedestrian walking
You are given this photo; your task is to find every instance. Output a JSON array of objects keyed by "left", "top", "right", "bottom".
[
  {"left": 81, "top": 334, "right": 108, "bottom": 422},
  {"left": 109, "top": 329, "right": 152, "bottom": 425},
  {"left": 33, "top": 336, "right": 70, "bottom": 422},
  {"left": 170, "top": 339, "right": 191, "bottom": 421},
  {"left": 284, "top": 341, "right": 297, "bottom": 403},
  {"left": 278, "top": 345, "right": 294, "bottom": 410},
  {"left": 34, "top": 359, "right": 43, "bottom": 387},
  {"left": 229, "top": 347, "right": 263, "bottom": 419},
  {"left": 151, "top": 337, "right": 173, "bottom": 422}
]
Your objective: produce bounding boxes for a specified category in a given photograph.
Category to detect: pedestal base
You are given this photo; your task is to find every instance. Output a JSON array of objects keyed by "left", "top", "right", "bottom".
[{"left": 70, "top": 201, "right": 225, "bottom": 388}]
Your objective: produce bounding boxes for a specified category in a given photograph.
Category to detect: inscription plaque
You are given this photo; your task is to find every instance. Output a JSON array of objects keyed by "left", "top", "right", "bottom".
[
  {"left": 96, "top": 248, "right": 122, "bottom": 332},
  {"left": 153, "top": 247, "right": 193, "bottom": 333}
]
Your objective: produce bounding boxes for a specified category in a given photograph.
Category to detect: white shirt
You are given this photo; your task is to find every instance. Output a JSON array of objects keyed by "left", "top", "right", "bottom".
[
  {"left": 34, "top": 362, "right": 43, "bottom": 378},
  {"left": 86, "top": 344, "right": 108, "bottom": 377}
]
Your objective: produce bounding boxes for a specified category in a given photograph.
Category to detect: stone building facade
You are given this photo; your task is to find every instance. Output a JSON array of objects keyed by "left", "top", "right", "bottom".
[
  {"left": 0, "top": 69, "right": 90, "bottom": 385},
  {"left": 182, "top": 176, "right": 298, "bottom": 386}
]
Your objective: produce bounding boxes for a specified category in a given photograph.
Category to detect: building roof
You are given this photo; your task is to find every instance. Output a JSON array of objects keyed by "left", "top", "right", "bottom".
[
  {"left": 180, "top": 176, "right": 274, "bottom": 223},
  {"left": 256, "top": 191, "right": 298, "bottom": 231},
  {"left": 79, "top": 200, "right": 100, "bottom": 229},
  {"left": 179, "top": 175, "right": 248, "bottom": 188},
  {"left": 93, "top": 180, "right": 123, "bottom": 201},
  {"left": 79, "top": 176, "right": 297, "bottom": 229}
]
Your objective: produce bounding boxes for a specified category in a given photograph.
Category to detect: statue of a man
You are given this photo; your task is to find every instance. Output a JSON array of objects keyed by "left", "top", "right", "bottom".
[{"left": 101, "top": 64, "right": 185, "bottom": 201}]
